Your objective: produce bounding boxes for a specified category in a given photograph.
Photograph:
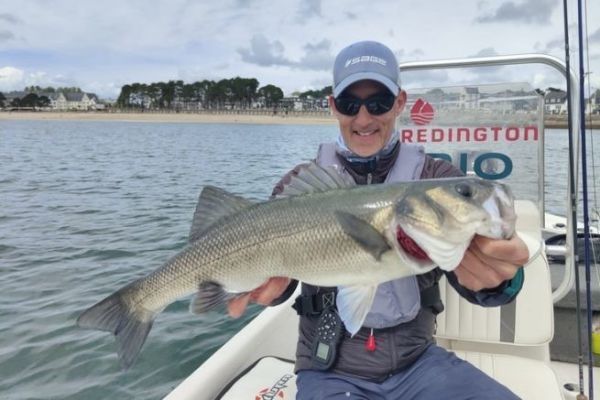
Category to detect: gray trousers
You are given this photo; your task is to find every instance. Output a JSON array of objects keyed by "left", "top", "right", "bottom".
[{"left": 296, "top": 344, "right": 520, "bottom": 400}]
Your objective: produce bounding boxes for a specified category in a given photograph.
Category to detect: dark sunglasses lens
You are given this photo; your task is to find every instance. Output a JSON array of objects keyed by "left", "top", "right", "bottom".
[
  {"left": 335, "top": 98, "right": 361, "bottom": 116},
  {"left": 365, "top": 95, "right": 395, "bottom": 115},
  {"left": 335, "top": 93, "right": 395, "bottom": 116}
]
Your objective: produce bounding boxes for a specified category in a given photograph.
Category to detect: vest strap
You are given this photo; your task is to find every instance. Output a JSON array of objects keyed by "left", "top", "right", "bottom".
[
  {"left": 292, "top": 290, "right": 337, "bottom": 316},
  {"left": 293, "top": 284, "right": 443, "bottom": 317}
]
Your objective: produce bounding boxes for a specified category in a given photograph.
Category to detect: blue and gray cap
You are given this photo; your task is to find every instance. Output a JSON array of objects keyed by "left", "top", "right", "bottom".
[{"left": 332, "top": 41, "right": 400, "bottom": 98}]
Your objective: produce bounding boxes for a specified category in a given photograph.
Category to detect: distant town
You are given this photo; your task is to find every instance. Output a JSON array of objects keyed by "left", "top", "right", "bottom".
[{"left": 0, "top": 80, "right": 599, "bottom": 118}]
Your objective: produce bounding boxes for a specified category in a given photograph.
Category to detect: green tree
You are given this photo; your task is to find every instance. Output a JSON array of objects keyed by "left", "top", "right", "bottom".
[
  {"left": 37, "top": 95, "right": 51, "bottom": 108},
  {"left": 0, "top": 92, "right": 5, "bottom": 108},
  {"left": 117, "top": 84, "right": 132, "bottom": 108},
  {"left": 258, "top": 84, "right": 284, "bottom": 108},
  {"left": 57, "top": 86, "right": 82, "bottom": 93},
  {"left": 21, "top": 93, "right": 40, "bottom": 108}
]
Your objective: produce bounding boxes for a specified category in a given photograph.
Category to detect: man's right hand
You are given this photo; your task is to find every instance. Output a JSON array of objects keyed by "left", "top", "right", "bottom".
[{"left": 227, "top": 277, "right": 291, "bottom": 318}]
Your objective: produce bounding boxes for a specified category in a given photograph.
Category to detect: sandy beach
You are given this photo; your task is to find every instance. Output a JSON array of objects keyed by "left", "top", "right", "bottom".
[
  {"left": 0, "top": 111, "right": 337, "bottom": 125},
  {"left": 2, "top": 111, "right": 599, "bottom": 129}
]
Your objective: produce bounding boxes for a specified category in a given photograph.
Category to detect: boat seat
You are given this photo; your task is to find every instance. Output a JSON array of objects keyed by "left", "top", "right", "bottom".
[
  {"left": 217, "top": 356, "right": 296, "bottom": 400},
  {"left": 454, "top": 351, "right": 563, "bottom": 399},
  {"left": 435, "top": 200, "right": 564, "bottom": 399}
]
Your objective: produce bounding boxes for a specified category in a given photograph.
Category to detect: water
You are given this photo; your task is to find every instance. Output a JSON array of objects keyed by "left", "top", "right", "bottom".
[{"left": 0, "top": 120, "right": 598, "bottom": 399}]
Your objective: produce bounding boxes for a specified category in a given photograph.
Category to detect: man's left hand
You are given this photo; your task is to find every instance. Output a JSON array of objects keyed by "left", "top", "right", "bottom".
[{"left": 454, "top": 235, "right": 529, "bottom": 292}]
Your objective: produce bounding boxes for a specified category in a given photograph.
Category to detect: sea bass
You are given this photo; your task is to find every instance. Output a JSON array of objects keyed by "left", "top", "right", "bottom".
[{"left": 77, "top": 163, "right": 516, "bottom": 369}]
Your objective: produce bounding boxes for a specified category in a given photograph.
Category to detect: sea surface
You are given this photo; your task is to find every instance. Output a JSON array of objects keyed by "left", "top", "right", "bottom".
[{"left": 0, "top": 120, "right": 598, "bottom": 400}]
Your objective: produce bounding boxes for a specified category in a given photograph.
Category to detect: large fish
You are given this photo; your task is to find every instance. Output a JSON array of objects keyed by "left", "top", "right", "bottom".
[{"left": 77, "top": 163, "right": 516, "bottom": 369}]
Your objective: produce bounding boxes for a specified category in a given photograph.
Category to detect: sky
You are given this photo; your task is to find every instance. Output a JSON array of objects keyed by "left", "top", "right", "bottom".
[{"left": 0, "top": 0, "right": 599, "bottom": 100}]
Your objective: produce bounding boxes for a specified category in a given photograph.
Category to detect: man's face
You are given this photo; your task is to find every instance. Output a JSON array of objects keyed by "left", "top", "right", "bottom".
[{"left": 330, "top": 80, "right": 406, "bottom": 157}]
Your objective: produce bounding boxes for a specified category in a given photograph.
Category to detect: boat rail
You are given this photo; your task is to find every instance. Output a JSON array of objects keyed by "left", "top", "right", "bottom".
[{"left": 399, "top": 54, "right": 581, "bottom": 303}]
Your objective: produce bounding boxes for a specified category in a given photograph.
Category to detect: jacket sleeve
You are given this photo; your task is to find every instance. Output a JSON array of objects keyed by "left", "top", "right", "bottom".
[
  {"left": 423, "top": 156, "right": 524, "bottom": 306},
  {"left": 444, "top": 269, "right": 524, "bottom": 307}
]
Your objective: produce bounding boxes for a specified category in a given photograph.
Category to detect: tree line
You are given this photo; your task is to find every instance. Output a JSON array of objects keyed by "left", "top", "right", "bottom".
[{"left": 116, "top": 78, "right": 332, "bottom": 110}]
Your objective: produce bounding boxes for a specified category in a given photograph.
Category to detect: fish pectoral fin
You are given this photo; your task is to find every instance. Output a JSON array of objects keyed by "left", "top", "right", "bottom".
[
  {"left": 190, "top": 281, "right": 242, "bottom": 314},
  {"left": 336, "top": 284, "right": 377, "bottom": 336},
  {"left": 334, "top": 211, "right": 391, "bottom": 261},
  {"left": 189, "top": 187, "right": 255, "bottom": 243}
]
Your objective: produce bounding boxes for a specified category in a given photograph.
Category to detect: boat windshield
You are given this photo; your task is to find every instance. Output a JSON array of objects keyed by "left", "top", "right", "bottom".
[{"left": 397, "top": 82, "right": 543, "bottom": 213}]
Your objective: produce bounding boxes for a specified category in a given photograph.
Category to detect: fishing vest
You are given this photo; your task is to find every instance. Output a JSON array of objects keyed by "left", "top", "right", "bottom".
[{"left": 316, "top": 141, "right": 427, "bottom": 329}]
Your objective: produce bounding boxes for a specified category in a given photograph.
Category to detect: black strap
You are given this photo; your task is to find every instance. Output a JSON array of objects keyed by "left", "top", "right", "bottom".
[
  {"left": 292, "top": 290, "right": 337, "bottom": 316},
  {"left": 420, "top": 282, "right": 444, "bottom": 315},
  {"left": 293, "top": 283, "right": 443, "bottom": 316}
]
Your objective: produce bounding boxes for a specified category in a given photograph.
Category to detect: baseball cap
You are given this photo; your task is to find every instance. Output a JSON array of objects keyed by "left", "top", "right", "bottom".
[{"left": 332, "top": 41, "right": 400, "bottom": 98}]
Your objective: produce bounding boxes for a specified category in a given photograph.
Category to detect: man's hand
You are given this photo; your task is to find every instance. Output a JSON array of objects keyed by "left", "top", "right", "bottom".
[
  {"left": 227, "top": 277, "right": 291, "bottom": 318},
  {"left": 454, "top": 235, "right": 529, "bottom": 292}
]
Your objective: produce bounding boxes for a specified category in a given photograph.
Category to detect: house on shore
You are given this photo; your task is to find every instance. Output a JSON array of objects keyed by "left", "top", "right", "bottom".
[
  {"left": 544, "top": 89, "right": 567, "bottom": 115},
  {"left": 0, "top": 90, "right": 103, "bottom": 110}
]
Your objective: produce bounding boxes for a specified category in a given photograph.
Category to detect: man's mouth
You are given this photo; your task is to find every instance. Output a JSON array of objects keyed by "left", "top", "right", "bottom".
[{"left": 355, "top": 129, "right": 377, "bottom": 137}]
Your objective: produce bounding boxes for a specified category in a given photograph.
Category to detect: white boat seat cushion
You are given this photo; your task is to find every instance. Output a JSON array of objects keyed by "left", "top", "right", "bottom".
[
  {"left": 454, "top": 351, "right": 563, "bottom": 399},
  {"left": 218, "top": 356, "right": 296, "bottom": 400},
  {"left": 435, "top": 200, "right": 553, "bottom": 346}
]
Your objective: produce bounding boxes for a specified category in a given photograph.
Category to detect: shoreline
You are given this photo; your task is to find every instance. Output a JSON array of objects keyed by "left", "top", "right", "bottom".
[
  {"left": 0, "top": 111, "right": 337, "bottom": 125},
  {"left": 1, "top": 111, "right": 599, "bottom": 129}
]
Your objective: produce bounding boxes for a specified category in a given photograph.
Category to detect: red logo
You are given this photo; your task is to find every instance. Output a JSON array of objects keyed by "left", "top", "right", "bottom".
[
  {"left": 254, "top": 373, "right": 293, "bottom": 400},
  {"left": 410, "top": 98, "right": 434, "bottom": 125},
  {"left": 255, "top": 387, "right": 285, "bottom": 400}
]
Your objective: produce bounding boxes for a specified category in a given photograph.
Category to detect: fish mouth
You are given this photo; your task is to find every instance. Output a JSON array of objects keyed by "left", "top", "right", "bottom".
[{"left": 396, "top": 225, "right": 431, "bottom": 262}]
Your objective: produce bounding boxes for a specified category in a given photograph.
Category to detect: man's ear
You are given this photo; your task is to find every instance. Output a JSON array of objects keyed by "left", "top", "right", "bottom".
[
  {"left": 395, "top": 90, "right": 407, "bottom": 114},
  {"left": 328, "top": 95, "right": 336, "bottom": 116}
]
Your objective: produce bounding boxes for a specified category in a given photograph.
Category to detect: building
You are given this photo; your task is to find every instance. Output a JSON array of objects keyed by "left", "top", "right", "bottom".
[
  {"left": 459, "top": 87, "right": 480, "bottom": 109},
  {"left": 1, "top": 90, "right": 102, "bottom": 110},
  {"left": 544, "top": 89, "right": 567, "bottom": 115},
  {"left": 54, "top": 92, "right": 100, "bottom": 110}
]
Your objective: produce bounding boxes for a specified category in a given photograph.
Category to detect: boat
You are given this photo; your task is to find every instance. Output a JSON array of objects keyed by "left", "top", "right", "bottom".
[{"left": 162, "top": 52, "right": 600, "bottom": 400}]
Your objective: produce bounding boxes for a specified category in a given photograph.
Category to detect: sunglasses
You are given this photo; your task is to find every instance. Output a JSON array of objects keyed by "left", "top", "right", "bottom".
[{"left": 334, "top": 92, "right": 396, "bottom": 116}]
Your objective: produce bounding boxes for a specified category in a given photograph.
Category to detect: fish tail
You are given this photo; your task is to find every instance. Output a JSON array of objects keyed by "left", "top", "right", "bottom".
[{"left": 77, "top": 288, "right": 156, "bottom": 370}]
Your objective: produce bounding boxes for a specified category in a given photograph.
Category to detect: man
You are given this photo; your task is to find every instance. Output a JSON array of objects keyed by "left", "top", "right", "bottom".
[{"left": 229, "top": 41, "right": 529, "bottom": 399}]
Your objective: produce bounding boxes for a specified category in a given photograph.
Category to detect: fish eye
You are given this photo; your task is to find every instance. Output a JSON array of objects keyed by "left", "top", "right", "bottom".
[{"left": 455, "top": 183, "right": 473, "bottom": 198}]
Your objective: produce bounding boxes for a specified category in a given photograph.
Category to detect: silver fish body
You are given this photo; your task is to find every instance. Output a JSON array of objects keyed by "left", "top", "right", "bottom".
[{"left": 77, "top": 163, "right": 516, "bottom": 369}]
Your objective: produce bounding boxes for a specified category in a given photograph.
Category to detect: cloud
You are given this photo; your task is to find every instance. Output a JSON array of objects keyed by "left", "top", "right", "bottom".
[
  {"left": 238, "top": 35, "right": 333, "bottom": 71},
  {"left": 297, "top": 40, "right": 334, "bottom": 71},
  {"left": 297, "top": 0, "right": 321, "bottom": 23},
  {"left": 0, "top": 30, "right": 15, "bottom": 42},
  {"left": 0, "top": 66, "right": 80, "bottom": 93},
  {"left": 237, "top": 35, "right": 290, "bottom": 67},
  {"left": 0, "top": 66, "right": 24, "bottom": 91},
  {"left": 0, "top": 13, "right": 21, "bottom": 24},
  {"left": 475, "top": 0, "right": 558, "bottom": 24},
  {"left": 471, "top": 47, "right": 499, "bottom": 57}
]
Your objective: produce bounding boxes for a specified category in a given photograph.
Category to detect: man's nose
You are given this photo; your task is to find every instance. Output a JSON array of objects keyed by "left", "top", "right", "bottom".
[{"left": 354, "top": 104, "right": 373, "bottom": 125}]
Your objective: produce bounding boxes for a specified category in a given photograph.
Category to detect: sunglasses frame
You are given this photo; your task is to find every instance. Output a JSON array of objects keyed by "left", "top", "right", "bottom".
[{"left": 333, "top": 92, "right": 397, "bottom": 117}]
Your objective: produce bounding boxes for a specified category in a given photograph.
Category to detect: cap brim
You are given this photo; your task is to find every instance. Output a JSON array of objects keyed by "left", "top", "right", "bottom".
[{"left": 333, "top": 72, "right": 400, "bottom": 97}]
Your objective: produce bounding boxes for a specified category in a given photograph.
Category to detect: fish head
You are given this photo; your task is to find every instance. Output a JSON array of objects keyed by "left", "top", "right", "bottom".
[{"left": 389, "top": 177, "right": 516, "bottom": 271}]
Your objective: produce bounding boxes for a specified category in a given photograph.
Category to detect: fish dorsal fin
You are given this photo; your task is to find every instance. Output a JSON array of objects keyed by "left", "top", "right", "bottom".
[
  {"left": 276, "top": 162, "right": 355, "bottom": 198},
  {"left": 189, "top": 186, "right": 255, "bottom": 243}
]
